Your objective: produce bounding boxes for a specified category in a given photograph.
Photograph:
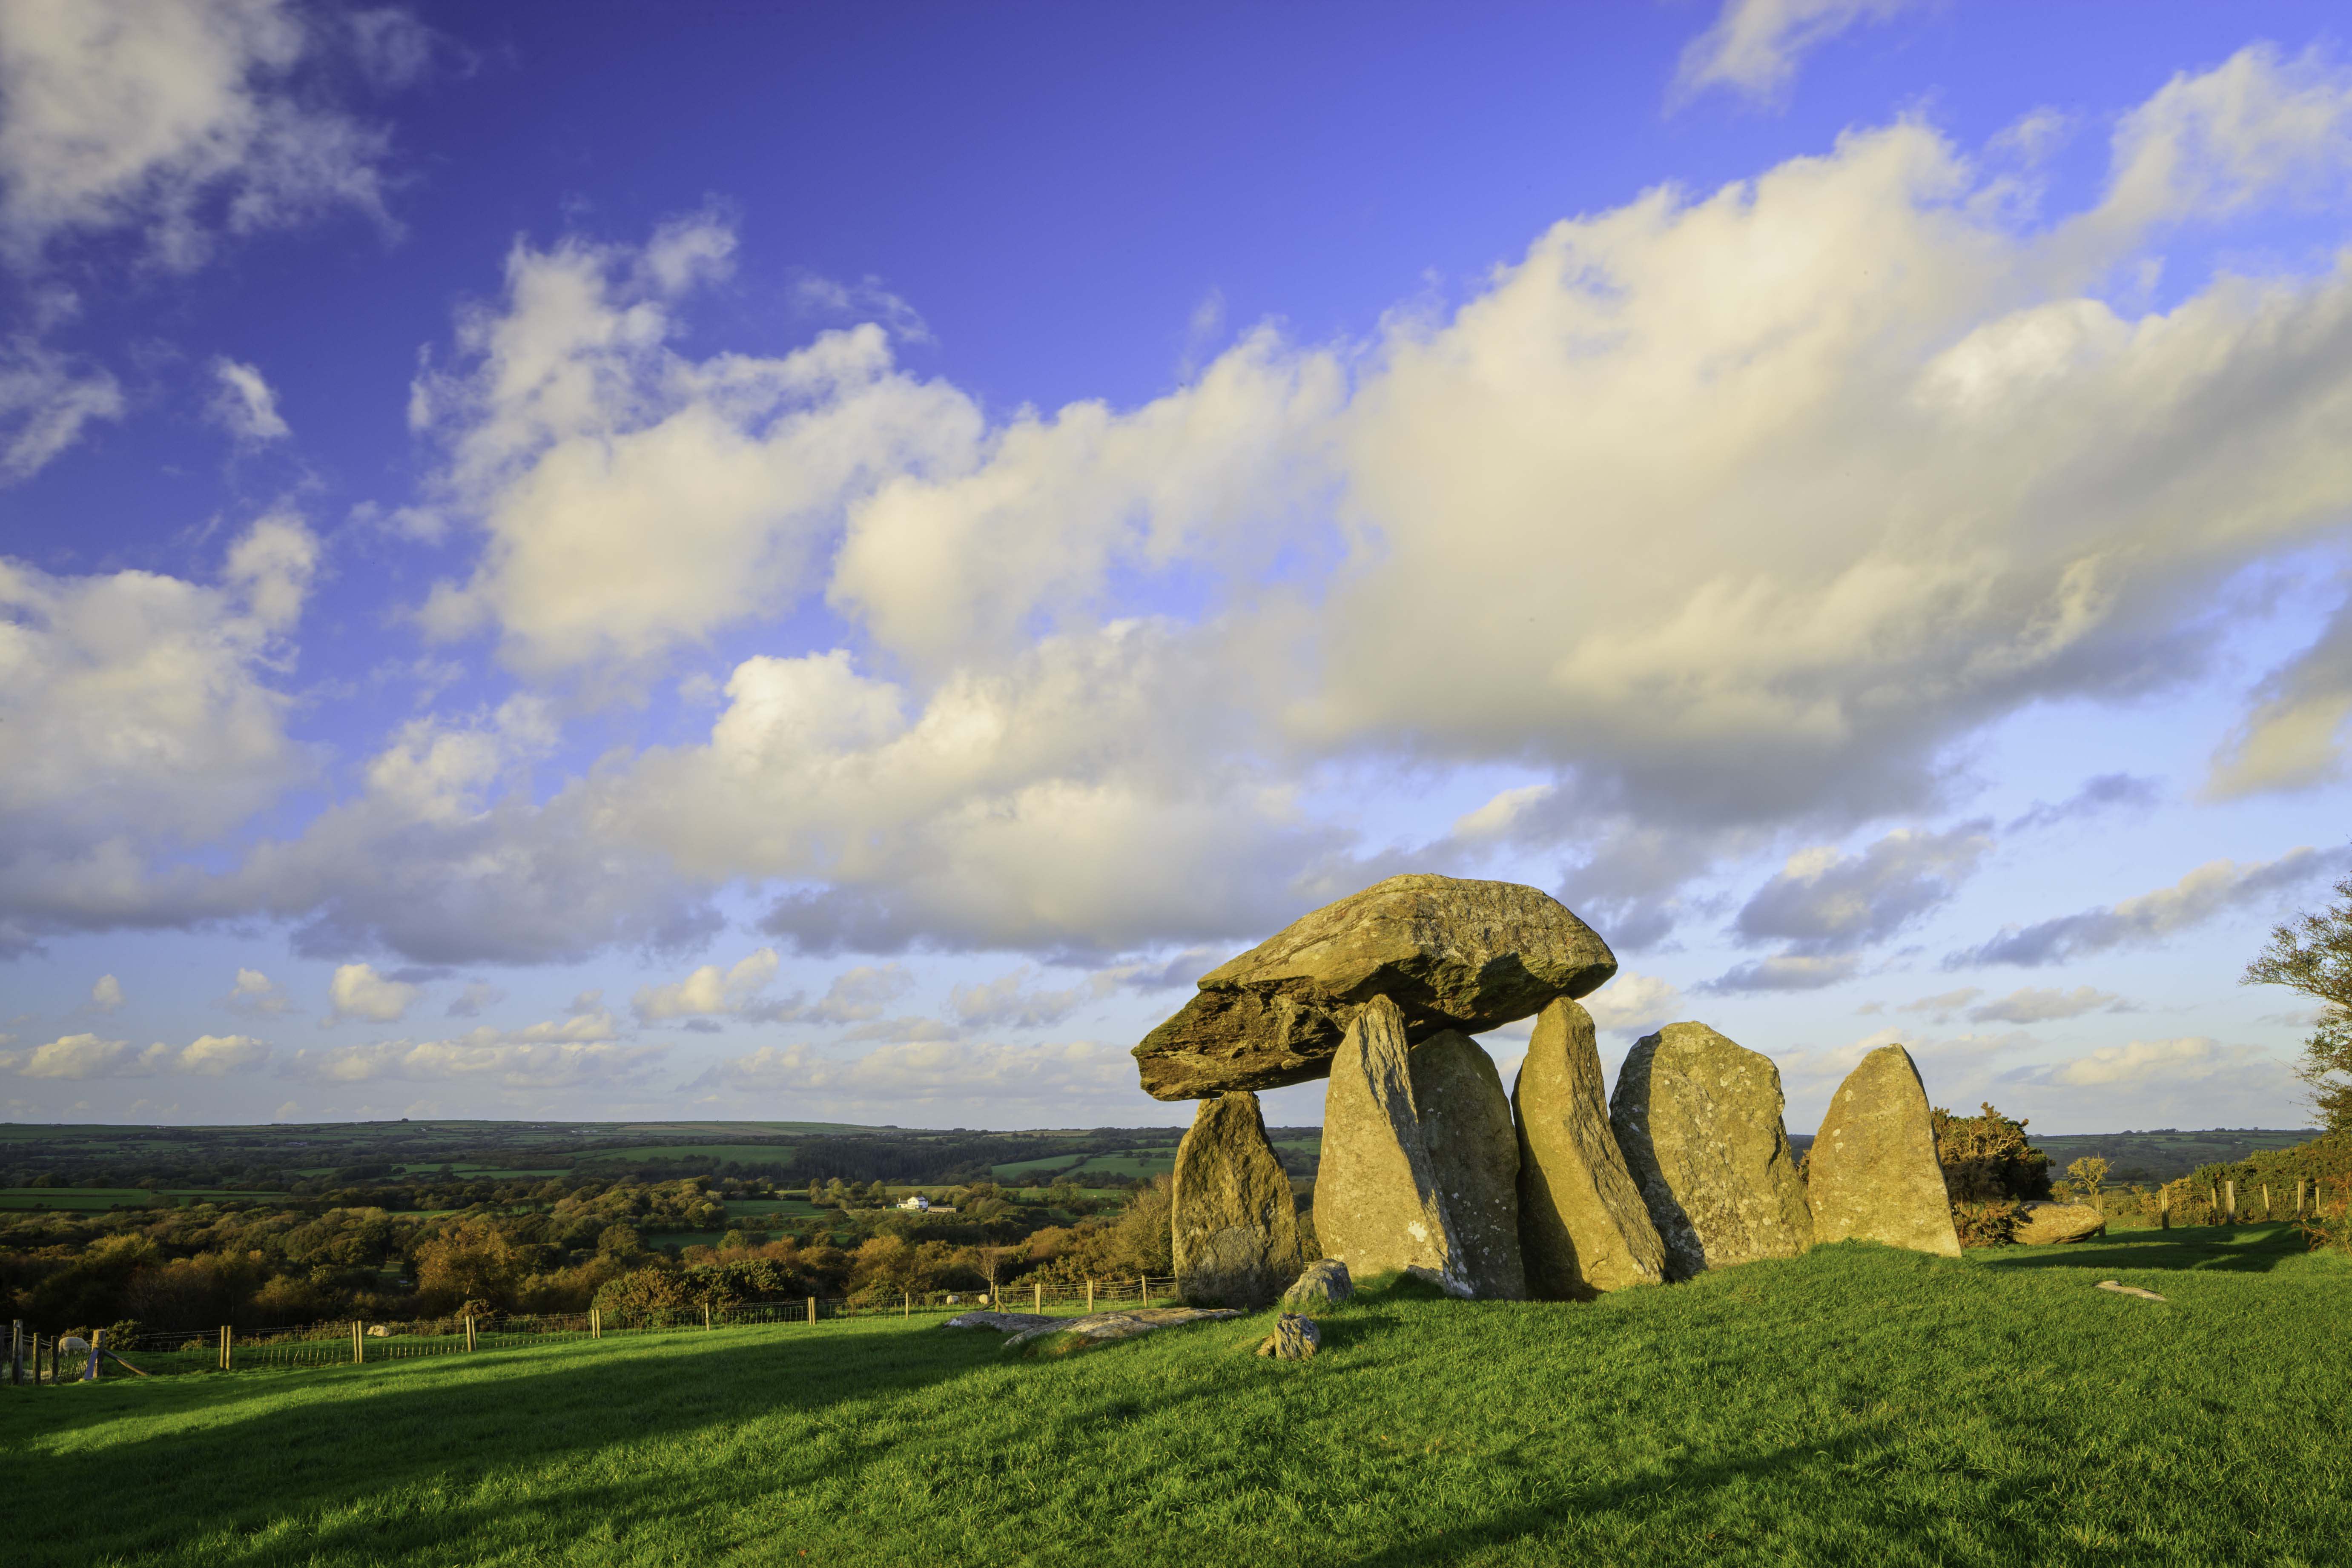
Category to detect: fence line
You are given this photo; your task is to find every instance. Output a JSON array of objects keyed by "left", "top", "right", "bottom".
[{"left": 6, "top": 1276, "right": 1182, "bottom": 1385}]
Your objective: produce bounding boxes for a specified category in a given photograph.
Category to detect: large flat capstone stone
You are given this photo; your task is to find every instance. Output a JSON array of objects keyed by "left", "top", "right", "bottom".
[
  {"left": 1609, "top": 1022, "right": 1813, "bottom": 1279},
  {"left": 1172, "top": 1090, "right": 1305, "bottom": 1309},
  {"left": 1513, "top": 998, "right": 1666, "bottom": 1297},
  {"left": 1408, "top": 1029, "right": 1526, "bottom": 1299},
  {"left": 1807, "top": 1044, "right": 1962, "bottom": 1258},
  {"left": 1134, "top": 874, "right": 1616, "bottom": 1100},
  {"left": 1311, "top": 995, "right": 1471, "bottom": 1296}
]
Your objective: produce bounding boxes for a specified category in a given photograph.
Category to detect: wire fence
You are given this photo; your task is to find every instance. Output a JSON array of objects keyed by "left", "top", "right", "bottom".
[{"left": 5, "top": 1275, "right": 1182, "bottom": 1386}]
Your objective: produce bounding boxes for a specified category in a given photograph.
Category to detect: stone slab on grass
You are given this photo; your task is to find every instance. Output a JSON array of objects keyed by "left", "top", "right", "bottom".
[
  {"left": 941, "top": 1312, "right": 1057, "bottom": 1332},
  {"left": 1001, "top": 1307, "right": 1242, "bottom": 1353}
]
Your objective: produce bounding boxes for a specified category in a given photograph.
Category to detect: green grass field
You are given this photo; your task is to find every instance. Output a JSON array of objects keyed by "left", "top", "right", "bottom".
[
  {"left": 5, "top": 1224, "right": 2346, "bottom": 1566},
  {"left": 991, "top": 1149, "right": 1180, "bottom": 1180}
]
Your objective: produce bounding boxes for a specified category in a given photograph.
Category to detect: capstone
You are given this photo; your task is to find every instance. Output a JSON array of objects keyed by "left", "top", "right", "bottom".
[{"left": 1135, "top": 874, "right": 1616, "bottom": 1099}]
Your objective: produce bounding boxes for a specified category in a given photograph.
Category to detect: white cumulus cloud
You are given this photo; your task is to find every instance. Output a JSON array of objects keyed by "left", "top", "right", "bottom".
[
  {"left": 1674, "top": 0, "right": 1922, "bottom": 106},
  {"left": 0, "top": 0, "right": 413, "bottom": 268},
  {"left": 208, "top": 355, "right": 288, "bottom": 441},
  {"left": 327, "top": 961, "right": 418, "bottom": 1023}
]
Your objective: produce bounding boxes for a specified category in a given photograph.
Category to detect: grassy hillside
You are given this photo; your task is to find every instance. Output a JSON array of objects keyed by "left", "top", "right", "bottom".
[{"left": 4, "top": 1225, "right": 2346, "bottom": 1567}]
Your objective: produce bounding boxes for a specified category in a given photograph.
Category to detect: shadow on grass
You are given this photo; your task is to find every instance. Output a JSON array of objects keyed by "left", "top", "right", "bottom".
[
  {"left": 1342, "top": 1426, "right": 1895, "bottom": 1568},
  {"left": 1, "top": 1322, "right": 1024, "bottom": 1565},
  {"left": 1972, "top": 1223, "right": 2308, "bottom": 1275}
]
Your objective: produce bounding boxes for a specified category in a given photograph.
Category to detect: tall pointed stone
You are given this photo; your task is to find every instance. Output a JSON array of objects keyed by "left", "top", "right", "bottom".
[
  {"left": 1172, "top": 1091, "right": 1304, "bottom": 1308},
  {"left": 1311, "top": 995, "right": 1470, "bottom": 1296},
  {"left": 1807, "top": 1044, "right": 1962, "bottom": 1258},
  {"left": 1513, "top": 998, "right": 1666, "bottom": 1298},
  {"left": 1609, "top": 1022, "right": 1812, "bottom": 1279},
  {"left": 1407, "top": 1030, "right": 1526, "bottom": 1299}
]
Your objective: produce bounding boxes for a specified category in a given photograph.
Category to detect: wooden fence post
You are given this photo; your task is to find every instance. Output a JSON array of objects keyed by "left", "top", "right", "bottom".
[
  {"left": 9, "top": 1319, "right": 19, "bottom": 1385},
  {"left": 2297, "top": 1177, "right": 2309, "bottom": 1216},
  {"left": 351, "top": 1321, "right": 362, "bottom": 1366},
  {"left": 88, "top": 1328, "right": 106, "bottom": 1383},
  {"left": 703, "top": 1304, "right": 712, "bottom": 1332},
  {"left": 465, "top": 1315, "right": 476, "bottom": 1353},
  {"left": 806, "top": 1296, "right": 816, "bottom": 1326},
  {"left": 1033, "top": 1280, "right": 1043, "bottom": 1313},
  {"left": 2263, "top": 1184, "right": 2271, "bottom": 1220},
  {"left": 1086, "top": 1278, "right": 1095, "bottom": 1313},
  {"left": 902, "top": 1291, "right": 909, "bottom": 1321},
  {"left": 2224, "top": 1180, "right": 2237, "bottom": 1222}
]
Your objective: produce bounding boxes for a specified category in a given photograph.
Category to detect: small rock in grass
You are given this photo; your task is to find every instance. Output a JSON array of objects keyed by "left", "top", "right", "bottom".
[
  {"left": 1281, "top": 1259, "right": 1353, "bottom": 1309},
  {"left": 2096, "top": 1280, "right": 2165, "bottom": 1302},
  {"left": 1255, "top": 1314, "right": 1321, "bottom": 1359}
]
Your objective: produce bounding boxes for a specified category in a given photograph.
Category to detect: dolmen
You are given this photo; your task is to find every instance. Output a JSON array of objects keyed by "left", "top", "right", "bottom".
[{"left": 1137, "top": 873, "right": 1968, "bottom": 1308}]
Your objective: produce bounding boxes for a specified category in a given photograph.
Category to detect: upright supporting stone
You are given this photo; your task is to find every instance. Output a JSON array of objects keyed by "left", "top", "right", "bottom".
[
  {"left": 1172, "top": 1091, "right": 1304, "bottom": 1309},
  {"left": 1408, "top": 1031, "right": 1526, "bottom": 1299},
  {"left": 1514, "top": 998, "right": 1666, "bottom": 1297},
  {"left": 1806, "top": 1044, "right": 1962, "bottom": 1258},
  {"left": 1313, "top": 995, "right": 1470, "bottom": 1295},
  {"left": 1609, "top": 1022, "right": 1813, "bottom": 1279}
]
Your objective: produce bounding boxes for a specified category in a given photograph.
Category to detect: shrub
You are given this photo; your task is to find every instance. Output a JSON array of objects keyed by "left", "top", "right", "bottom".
[
  {"left": 1933, "top": 1103, "right": 2052, "bottom": 1203},
  {"left": 1951, "top": 1200, "right": 2022, "bottom": 1248},
  {"left": 2300, "top": 1190, "right": 2352, "bottom": 1256}
]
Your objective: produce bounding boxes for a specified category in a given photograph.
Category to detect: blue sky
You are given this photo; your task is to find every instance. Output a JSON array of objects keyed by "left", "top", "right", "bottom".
[{"left": 5, "top": 0, "right": 2352, "bottom": 1134}]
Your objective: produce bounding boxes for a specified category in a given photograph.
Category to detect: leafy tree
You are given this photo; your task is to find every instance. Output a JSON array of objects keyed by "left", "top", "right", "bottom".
[
  {"left": 2243, "top": 871, "right": 2352, "bottom": 1133},
  {"left": 1932, "top": 1104, "right": 2051, "bottom": 1201},
  {"left": 2065, "top": 1156, "right": 2108, "bottom": 1205}
]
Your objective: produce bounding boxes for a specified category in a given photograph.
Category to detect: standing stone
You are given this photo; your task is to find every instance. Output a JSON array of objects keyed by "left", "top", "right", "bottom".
[
  {"left": 1408, "top": 1031, "right": 1526, "bottom": 1299},
  {"left": 1513, "top": 998, "right": 1667, "bottom": 1297},
  {"left": 1609, "top": 1023, "right": 1813, "bottom": 1279},
  {"left": 1135, "top": 874, "right": 1618, "bottom": 1099},
  {"left": 1172, "top": 1092, "right": 1303, "bottom": 1309},
  {"left": 1807, "top": 1045, "right": 1962, "bottom": 1258},
  {"left": 1312, "top": 996, "right": 1470, "bottom": 1296}
]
